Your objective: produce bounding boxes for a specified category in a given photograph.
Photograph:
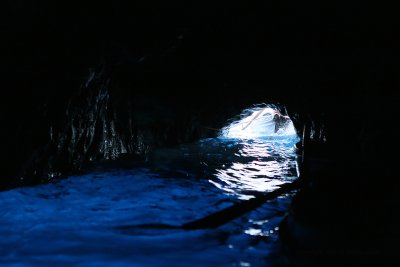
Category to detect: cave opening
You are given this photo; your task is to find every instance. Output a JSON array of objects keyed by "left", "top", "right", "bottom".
[{"left": 219, "top": 104, "right": 298, "bottom": 139}]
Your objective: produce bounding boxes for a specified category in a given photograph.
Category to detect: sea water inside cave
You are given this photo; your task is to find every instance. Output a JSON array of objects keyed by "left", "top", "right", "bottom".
[{"left": 0, "top": 106, "right": 300, "bottom": 267}]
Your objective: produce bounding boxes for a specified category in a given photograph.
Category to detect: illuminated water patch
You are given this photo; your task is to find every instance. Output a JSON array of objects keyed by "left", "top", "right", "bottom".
[{"left": 209, "top": 138, "right": 299, "bottom": 200}]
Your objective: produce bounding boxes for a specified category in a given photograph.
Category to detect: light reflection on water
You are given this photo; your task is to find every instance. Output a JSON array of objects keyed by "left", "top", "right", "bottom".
[{"left": 210, "top": 137, "right": 299, "bottom": 200}]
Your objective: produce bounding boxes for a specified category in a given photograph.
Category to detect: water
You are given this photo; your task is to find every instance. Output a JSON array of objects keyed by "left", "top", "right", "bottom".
[{"left": 0, "top": 107, "right": 300, "bottom": 267}]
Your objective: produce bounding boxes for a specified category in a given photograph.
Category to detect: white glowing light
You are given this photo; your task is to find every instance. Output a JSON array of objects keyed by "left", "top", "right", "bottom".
[{"left": 220, "top": 106, "right": 297, "bottom": 139}]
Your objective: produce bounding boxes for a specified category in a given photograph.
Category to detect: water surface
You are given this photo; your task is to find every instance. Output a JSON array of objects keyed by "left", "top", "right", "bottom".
[{"left": 0, "top": 106, "right": 300, "bottom": 266}]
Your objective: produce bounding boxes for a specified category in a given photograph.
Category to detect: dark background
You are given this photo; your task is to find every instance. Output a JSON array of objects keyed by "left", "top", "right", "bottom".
[{"left": 2, "top": 0, "right": 398, "bottom": 185}]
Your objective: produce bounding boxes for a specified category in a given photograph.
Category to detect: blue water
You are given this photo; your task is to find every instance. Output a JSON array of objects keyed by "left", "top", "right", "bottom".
[{"left": 0, "top": 135, "right": 299, "bottom": 267}]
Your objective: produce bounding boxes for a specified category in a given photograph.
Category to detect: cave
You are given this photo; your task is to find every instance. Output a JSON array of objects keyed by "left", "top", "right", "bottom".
[{"left": 1, "top": 1, "right": 397, "bottom": 266}]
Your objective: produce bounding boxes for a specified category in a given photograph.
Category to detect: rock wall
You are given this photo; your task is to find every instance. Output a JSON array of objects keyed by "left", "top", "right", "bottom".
[{"left": 2, "top": 1, "right": 397, "bottom": 191}]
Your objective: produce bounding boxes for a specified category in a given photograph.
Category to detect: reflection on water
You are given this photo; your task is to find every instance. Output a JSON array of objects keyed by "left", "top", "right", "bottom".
[
  {"left": 0, "top": 105, "right": 300, "bottom": 267},
  {"left": 210, "top": 137, "right": 299, "bottom": 200}
]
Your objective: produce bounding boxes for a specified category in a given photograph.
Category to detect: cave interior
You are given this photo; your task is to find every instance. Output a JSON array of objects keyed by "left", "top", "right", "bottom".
[{"left": 2, "top": 1, "right": 398, "bottom": 265}]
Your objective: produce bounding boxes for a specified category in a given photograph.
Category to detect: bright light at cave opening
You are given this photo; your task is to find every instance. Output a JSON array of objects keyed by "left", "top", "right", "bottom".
[{"left": 220, "top": 105, "right": 297, "bottom": 139}]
